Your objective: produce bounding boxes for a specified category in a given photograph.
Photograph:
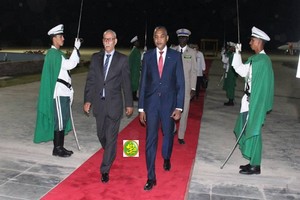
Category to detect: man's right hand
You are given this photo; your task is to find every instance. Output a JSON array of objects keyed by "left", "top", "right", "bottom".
[
  {"left": 83, "top": 102, "right": 91, "bottom": 116},
  {"left": 221, "top": 47, "right": 225, "bottom": 55},
  {"left": 74, "top": 38, "right": 81, "bottom": 50},
  {"left": 235, "top": 43, "right": 242, "bottom": 53}
]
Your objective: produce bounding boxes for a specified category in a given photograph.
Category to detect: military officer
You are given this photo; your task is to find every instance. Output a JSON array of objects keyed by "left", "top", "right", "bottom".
[{"left": 171, "top": 28, "right": 197, "bottom": 144}]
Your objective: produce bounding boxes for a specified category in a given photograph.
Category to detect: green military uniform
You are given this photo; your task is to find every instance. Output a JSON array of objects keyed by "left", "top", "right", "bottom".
[
  {"left": 34, "top": 48, "right": 71, "bottom": 143},
  {"left": 129, "top": 46, "right": 141, "bottom": 92},
  {"left": 234, "top": 53, "right": 274, "bottom": 165},
  {"left": 223, "top": 50, "right": 237, "bottom": 101}
]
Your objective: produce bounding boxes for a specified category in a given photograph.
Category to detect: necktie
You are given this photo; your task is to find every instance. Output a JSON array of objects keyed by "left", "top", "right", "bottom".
[
  {"left": 180, "top": 48, "right": 183, "bottom": 54},
  {"left": 102, "top": 54, "right": 111, "bottom": 98},
  {"left": 158, "top": 51, "right": 164, "bottom": 78},
  {"left": 103, "top": 54, "right": 111, "bottom": 80}
]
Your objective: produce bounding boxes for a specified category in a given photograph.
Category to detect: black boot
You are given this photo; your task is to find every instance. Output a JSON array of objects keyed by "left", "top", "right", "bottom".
[
  {"left": 224, "top": 99, "right": 234, "bottom": 106},
  {"left": 52, "top": 131, "right": 71, "bottom": 157},
  {"left": 132, "top": 91, "right": 139, "bottom": 101},
  {"left": 59, "top": 130, "right": 73, "bottom": 155}
]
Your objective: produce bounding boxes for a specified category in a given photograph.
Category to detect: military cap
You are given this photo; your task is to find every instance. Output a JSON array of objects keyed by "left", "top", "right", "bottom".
[
  {"left": 251, "top": 26, "right": 270, "bottom": 41},
  {"left": 48, "top": 24, "right": 64, "bottom": 36},
  {"left": 130, "top": 36, "right": 138, "bottom": 43},
  {"left": 176, "top": 28, "right": 191, "bottom": 37}
]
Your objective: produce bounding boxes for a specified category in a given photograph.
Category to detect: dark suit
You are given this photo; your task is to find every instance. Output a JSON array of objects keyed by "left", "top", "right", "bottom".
[
  {"left": 84, "top": 50, "right": 133, "bottom": 173},
  {"left": 138, "top": 48, "right": 185, "bottom": 180}
]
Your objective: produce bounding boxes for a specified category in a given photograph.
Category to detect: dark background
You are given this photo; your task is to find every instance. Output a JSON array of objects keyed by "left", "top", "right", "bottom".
[{"left": 0, "top": 0, "right": 299, "bottom": 51}]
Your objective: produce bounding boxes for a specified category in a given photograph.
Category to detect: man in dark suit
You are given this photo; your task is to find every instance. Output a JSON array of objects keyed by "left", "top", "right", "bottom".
[
  {"left": 138, "top": 26, "right": 185, "bottom": 190},
  {"left": 83, "top": 29, "right": 133, "bottom": 183}
]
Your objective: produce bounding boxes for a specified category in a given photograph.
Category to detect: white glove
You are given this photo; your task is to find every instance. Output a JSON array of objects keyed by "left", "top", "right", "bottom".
[
  {"left": 74, "top": 38, "right": 81, "bottom": 50},
  {"left": 235, "top": 43, "right": 242, "bottom": 53},
  {"left": 221, "top": 47, "right": 225, "bottom": 55}
]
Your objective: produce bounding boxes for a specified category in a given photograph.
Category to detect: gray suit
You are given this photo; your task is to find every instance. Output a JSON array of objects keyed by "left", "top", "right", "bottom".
[
  {"left": 172, "top": 46, "right": 197, "bottom": 139},
  {"left": 84, "top": 50, "right": 133, "bottom": 173}
]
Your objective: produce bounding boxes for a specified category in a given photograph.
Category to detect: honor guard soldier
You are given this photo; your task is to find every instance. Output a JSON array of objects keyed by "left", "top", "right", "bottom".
[
  {"left": 129, "top": 35, "right": 142, "bottom": 101},
  {"left": 222, "top": 41, "right": 238, "bottom": 106},
  {"left": 34, "top": 24, "right": 82, "bottom": 157},
  {"left": 231, "top": 26, "right": 274, "bottom": 174}
]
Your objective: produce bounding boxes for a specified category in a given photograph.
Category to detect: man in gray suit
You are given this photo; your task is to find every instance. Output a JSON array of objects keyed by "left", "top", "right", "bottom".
[
  {"left": 172, "top": 28, "right": 197, "bottom": 145},
  {"left": 83, "top": 29, "right": 133, "bottom": 183}
]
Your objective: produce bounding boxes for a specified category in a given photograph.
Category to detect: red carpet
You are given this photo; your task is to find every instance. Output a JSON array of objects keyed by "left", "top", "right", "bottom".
[{"left": 42, "top": 60, "right": 211, "bottom": 200}]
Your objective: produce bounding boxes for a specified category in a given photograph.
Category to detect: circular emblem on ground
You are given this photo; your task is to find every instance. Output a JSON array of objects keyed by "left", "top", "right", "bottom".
[{"left": 123, "top": 140, "right": 139, "bottom": 157}]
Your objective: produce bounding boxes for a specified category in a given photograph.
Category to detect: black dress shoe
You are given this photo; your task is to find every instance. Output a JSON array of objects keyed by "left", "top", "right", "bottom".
[
  {"left": 133, "top": 96, "right": 139, "bottom": 101},
  {"left": 239, "top": 165, "right": 261, "bottom": 175},
  {"left": 178, "top": 138, "right": 185, "bottom": 144},
  {"left": 239, "top": 163, "right": 250, "bottom": 170},
  {"left": 163, "top": 159, "right": 171, "bottom": 171},
  {"left": 144, "top": 179, "right": 156, "bottom": 191},
  {"left": 224, "top": 101, "right": 234, "bottom": 106},
  {"left": 52, "top": 147, "right": 71, "bottom": 157},
  {"left": 101, "top": 173, "right": 109, "bottom": 183}
]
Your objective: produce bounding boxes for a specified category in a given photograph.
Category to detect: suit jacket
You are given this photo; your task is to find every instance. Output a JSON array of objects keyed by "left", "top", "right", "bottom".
[
  {"left": 172, "top": 45, "right": 197, "bottom": 95},
  {"left": 84, "top": 50, "right": 133, "bottom": 119},
  {"left": 138, "top": 48, "right": 185, "bottom": 114}
]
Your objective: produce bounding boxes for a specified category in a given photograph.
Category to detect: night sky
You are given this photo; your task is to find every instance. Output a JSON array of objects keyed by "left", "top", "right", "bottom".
[{"left": 0, "top": 0, "right": 299, "bottom": 50}]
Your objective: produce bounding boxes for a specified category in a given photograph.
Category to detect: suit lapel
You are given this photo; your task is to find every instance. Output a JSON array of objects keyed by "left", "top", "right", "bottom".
[
  {"left": 162, "top": 48, "right": 172, "bottom": 77},
  {"left": 150, "top": 49, "right": 172, "bottom": 79},
  {"left": 149, "top": 50, "right": 159, "bottom": 78},
  {"left": 97, "top": 52, "right": 105, "bottom": 78},
  {"left": 106, "top": 51, "right": 119, "bottom": 79}
]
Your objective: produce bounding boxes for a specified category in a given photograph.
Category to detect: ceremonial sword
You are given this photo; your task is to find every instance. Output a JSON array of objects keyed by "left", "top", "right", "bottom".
[
  {"left": 69, "top": 0, "right": 84, "bottom": 150},
  {"left": 220, "top": 114, "right": 248, "bottom": 169},
  {"left": 220, "top": 0, "right": 243, "bottom": 168},
  {"left": 217, "top": 73, "right": 225, "bottom": 87},
  {"left": 144, "top": 18, "right": 148, "bottom": 51},
  {"left": 218, "top": 29, "right": 226, "bottom": 87},
  {"left": 76, "top": 0, "right": 84, "bottom": 39},
  {"left": 70, "top": 104, "right": 81, "bottom": 150},
  {"left": 236, "top": 0, "right": 240, "bottom": 44}
]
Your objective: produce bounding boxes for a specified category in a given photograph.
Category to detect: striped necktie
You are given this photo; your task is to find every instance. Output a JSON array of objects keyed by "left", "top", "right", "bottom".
[
  {"left": 103, "top": 54, "right": 111, "bottom": 80},
  {"left": 102, "top": 54, "right": 111, "bottom": 98}
]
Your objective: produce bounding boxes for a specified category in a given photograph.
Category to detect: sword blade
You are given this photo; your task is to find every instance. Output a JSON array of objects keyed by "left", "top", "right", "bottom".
[
  {"left": 70, "top": 104, "right": 81, "bottom": 150},
  {"left": 144, "top": 19, "right": 147, "bottom": 49},
  {"left": 236, "top": 0, "right": 240, "bottom": 43},
  {"left": 76, "top": 0, "right": 84, "bottom": 39},
  {"left": 220, "top": 114, "right": 248, "bottom": 169}
]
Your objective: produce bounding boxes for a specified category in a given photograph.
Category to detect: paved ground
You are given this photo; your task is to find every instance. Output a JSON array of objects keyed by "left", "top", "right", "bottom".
[
  {"left": 0, "top": 52, "right": 299, "bottom": 200},
  {"left": 188, "top": 54, "right": 300, "bottom": 200}
]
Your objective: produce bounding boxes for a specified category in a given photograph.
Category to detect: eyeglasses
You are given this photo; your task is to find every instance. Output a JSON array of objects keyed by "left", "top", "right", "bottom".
[{"left": 103, "top": 38, "right": 115, "bottom": 42}]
